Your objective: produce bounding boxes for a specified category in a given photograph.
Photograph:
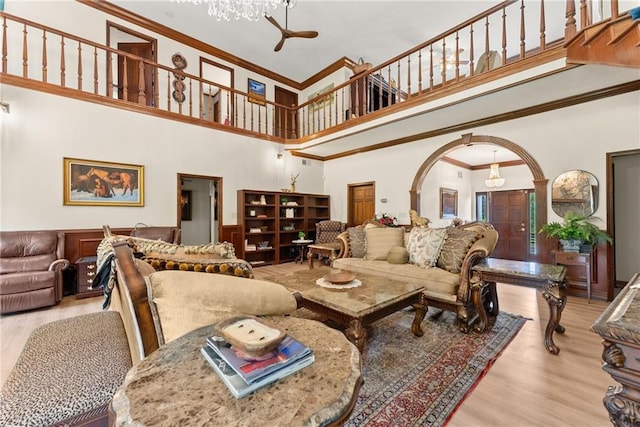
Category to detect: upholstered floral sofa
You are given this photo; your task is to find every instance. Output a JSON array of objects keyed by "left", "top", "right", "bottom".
[{"left": 333, "top": 221, "right": 498, "bottom": 332}]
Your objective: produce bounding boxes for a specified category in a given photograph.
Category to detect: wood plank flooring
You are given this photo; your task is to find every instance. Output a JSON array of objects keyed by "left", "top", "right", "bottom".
[{"left": 0, "top": 263, "right": 613, "bottom": 426}]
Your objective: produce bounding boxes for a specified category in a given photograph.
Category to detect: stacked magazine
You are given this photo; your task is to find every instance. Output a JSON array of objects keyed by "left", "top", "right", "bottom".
[{"left": 201, "top": 333, "right": 314, "bottom": 398}]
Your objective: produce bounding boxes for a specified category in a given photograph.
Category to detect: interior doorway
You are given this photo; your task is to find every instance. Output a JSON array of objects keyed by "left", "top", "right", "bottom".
[
  {"left": 607, "top": 149, "right": 640, "bottom": 290},
  {"left": 177, "top": 174, "right": 222, "bottom": 245},
  {"left": 107, "top": 22, "right": 157, "bottom": 107},
  {"left": 347, "top": 182, "right": 375, "bottom": 226},
  {"left": 200, "top": 58, "right": 234, "bottom": 124},
  {"left": 274, "top": 86, "right": 298, "bottom": 138}
]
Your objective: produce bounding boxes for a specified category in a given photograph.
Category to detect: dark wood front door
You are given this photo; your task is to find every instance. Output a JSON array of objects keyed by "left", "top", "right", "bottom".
[
  {"left": 274, "top": 86, "right": 298, "bottom": 138},
  {"left": 348, "top": 182, "right": 375, "bottom": 226},
  {"left": 117, "top": 42, "right": 154, "bottom": 106},
  {"left": 489, "top": 189, "right": 530, "bottom": 261}
]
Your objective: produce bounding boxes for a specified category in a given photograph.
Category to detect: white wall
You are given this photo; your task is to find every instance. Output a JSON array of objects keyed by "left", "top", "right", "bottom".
[
  {"left": 0, "top": 85, "right": 324, "bottom": 230},
  {"left": 324, "top": 92, "right": 640, "bottom": 225}
]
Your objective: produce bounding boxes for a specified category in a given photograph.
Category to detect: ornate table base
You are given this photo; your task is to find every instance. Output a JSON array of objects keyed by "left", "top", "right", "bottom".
[{"left": 472, "top": 258, "right": 567, "bottom": 355}]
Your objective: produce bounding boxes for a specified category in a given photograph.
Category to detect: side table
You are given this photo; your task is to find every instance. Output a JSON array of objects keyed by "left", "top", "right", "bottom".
[
  {"left": 552, "top": 250, "right": 592, "bottom": 302},
  {"left": 109, "top": 317, "right": 362, "bottom": 426},
  {"left": 291, "top": 239, "right": 313, "bottom": 264},
  {"left": 76, "top": 256, "right": 102, "bottom": 299},
  {"left": 307, "top": 244, "right": 338, "bottom": 269},
  {"left": 472, "top": 258, "right": 567, "bottom": 355}
]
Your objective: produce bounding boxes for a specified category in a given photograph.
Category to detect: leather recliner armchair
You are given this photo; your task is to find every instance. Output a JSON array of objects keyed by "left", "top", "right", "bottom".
[{"left": 0, "top": 231, "right": 70, "bottom": 314}]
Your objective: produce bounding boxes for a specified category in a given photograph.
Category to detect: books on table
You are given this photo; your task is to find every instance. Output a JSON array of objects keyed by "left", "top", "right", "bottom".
[{"left": 201, "top": 330, "right": 314, "bottom": 398}]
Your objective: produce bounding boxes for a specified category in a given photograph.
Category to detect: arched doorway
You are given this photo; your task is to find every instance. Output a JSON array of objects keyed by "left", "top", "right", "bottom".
[{"left": 409, "top": 133, "right": 548, "bottom": 261}]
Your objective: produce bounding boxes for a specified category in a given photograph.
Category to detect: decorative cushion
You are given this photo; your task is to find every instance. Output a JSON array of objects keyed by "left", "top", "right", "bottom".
[
  {"left": 437, "top": 227, "right": 480, "bottom": 273},
  {"left": 405, "top": 227, "right": 448, "bottom": 267},
  {"left": 364, "top": 227, "right": 405, "bottom": 261},
  {"left": 147, "top": 271, "right": 298, "bottom": 343},
  {"left": 387, "top": 246, "right": 409, "bottom": 264},
  {"left": 347, "top": 227, "right": 366, "bottom": 258},
  {"left": 141, "top": 256, "right": 253, "bottom": 278}
]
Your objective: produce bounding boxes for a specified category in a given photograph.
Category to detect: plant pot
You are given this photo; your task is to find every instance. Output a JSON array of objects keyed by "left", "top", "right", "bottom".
[{"left": 560, "top": 239, "right": 582, "bottom": 253}]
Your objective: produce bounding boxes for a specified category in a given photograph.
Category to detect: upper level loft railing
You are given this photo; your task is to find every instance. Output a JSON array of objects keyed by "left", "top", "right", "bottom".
[{"left": 0, "top": 0, "right": 631, "bottom": 142}]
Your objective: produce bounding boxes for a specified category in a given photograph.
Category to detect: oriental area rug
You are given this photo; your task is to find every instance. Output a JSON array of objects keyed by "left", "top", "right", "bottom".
[{"left": 296, "top": 308, "right": 526, "bottom": 426}]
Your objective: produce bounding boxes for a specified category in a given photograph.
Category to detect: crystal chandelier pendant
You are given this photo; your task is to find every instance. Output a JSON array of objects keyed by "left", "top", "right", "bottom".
[{"left": 484, "top": 150, "right": 505, "bottom": 188}]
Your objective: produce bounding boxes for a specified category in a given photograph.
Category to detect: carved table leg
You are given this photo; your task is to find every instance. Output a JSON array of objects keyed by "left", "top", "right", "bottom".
[
  {"left": 470, "top": 273, "right": 492, "bottom": 333},
  {"left": 541, "top": 280, "right": 567, "bottom": 355},
  {"left": 411, "top": 293, "right": 428, "bottom": 337},
  {"left": 345, "top": 319, "right": 367, "bottom": 353},
  {"left": 307, "top": 248, "right": 314, "bottom": 269}
]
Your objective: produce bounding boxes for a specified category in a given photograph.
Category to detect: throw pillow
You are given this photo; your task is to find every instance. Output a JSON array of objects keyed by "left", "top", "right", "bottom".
[
  {"left": 387, "top": 246, "right": 409, "bottom": 264},
  {"left": 437, "top": 227, "right": 480, "bottom": 273},
  {"left": 364, "top": 227, "right": 405, "bottom": 261},
  {"left": 347, "top": 227, "right": 366, "bottom": 258},
  {"left": 405, "top": 227, "right": 448, "bottom": 267}
]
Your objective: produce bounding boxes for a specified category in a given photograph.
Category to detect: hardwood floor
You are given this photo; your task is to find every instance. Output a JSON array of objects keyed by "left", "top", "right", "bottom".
[{"left": 0, "top": 263, "right": 612, "bottom": 426}]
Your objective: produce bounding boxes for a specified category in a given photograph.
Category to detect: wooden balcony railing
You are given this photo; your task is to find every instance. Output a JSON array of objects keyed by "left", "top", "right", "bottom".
[{"left": 0, "top": 0, "right": 630, "bottom": 142}]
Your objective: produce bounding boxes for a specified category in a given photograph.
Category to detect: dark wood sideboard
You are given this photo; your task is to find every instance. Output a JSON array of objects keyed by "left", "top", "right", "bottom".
[{"left": 592, "top": 273, "right": 640, "bottom": 425}]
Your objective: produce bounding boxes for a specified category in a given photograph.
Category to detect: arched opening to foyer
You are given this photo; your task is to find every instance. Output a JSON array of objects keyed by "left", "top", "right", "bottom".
[{"left": 409, "top": 133, "right": 549, "bottom": 261}]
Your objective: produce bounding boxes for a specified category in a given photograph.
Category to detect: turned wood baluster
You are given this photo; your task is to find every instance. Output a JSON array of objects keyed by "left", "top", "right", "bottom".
[
  {"left": 226, "top": 89, "right": 230, "bottom": 125},
  {"left": 166, "top": 70, "right": 170, "bottom": 111},
  {"left": 234, "top": 93, "right": 238, "bottom": 127},
  {"left": 22, "top": 24, "right": 27, "bottom": 78},
  {"left": 386, "top": 66, "right": 391, "bottom": 105},
  {"left": 207, "top": 86, "right": 213, "bottom": 120},
  {"left": 611, "top": 0, "right": 619, "bottom": 19},
  {"left": 93, "top": 47, "right": 98, "bottom": 94},
  {"left": 454, "top": 31, "right": 460, "bottom": 80},
  {"left": 42, "top": 30, "right": 47, "bottom": 83},
  {"left": 520, "top": 0, "right": 526, "bottom": 59},
  {"left": 578, "top": 0, "right": 589, "bottom": 28},
  {"left": 469, "top": 24, "right": 475, "bottom": 76},
  {"left": 242, "top": 97, "right": 246, "bottom": 130},
  {"left": 188, "top": 79, "right": 193, "bottom": 116},
  {"left": 354, "top": 75, "right": 360, "bottom": 117},
  {"left": 77, "top": 41, "right": 82, "bottom": 90},
  {"left": 441, "top": 39, "right": 446, "bottom": 84},
  {"left": 137, "top": 60, "right": 145, "bottom": 105},
  {"left": 565, "top": 0, "right": 577, "bottom": 40},
  {"left": 378, "top": 67, "right": 383, "bottom": 108},
  {"left": 407, "top": 55, "right": 412, "bottom": 96},
  {"left": 122, "top": 56, "right": 128, "bottom": 101},
  {"left": 395, "top": 61, "right": 400, "bottom": 97},
  {"left": 484, "top": 17, "right": 490, "bottom": 70},
  {"left": 418, "top": 49, "right": 422, "bottom": 94},
  {"left": 501, "top": 8, "right": 507, "bottom": 65},
  {"left": 429, "top": 45, "right": 434, "bottom": 90},
  {"left": 340, "top": 90, "right": 344, "bottom": 125},
  {"left": 2, "top": 17, "right": 7, "bottom": 74},
  {"left": 540, "top": 0, "right": 546, "bottom": 51},
  {"left": 107, "top": 52, "right": 113, "bottom": 98},
  {"left": 60, "top": 36, "right": 65, "bottom": 87}
]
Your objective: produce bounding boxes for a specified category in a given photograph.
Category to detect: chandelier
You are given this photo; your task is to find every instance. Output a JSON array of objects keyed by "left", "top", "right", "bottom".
[
  {"left": 485, "top": 150, "right": 505, "bottom": 188},
  {"left": 173, "top": 0, "right": 296, "bottom": 22}
]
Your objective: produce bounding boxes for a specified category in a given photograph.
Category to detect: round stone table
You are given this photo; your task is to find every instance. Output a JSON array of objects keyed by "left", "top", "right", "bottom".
[{"left": 109, "top": 316, "right": 362, "bottom": 426}]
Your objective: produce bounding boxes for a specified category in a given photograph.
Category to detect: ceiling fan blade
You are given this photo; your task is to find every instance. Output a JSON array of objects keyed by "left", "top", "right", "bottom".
[
  {"left": 265, "top": 14, "right": 284, "bottom": 32},
  {"left": 287, "top": 30, "right": 318, "bottom": 39},
  {"left": 274, "top": 36, "right": 286, "bottom": 52}
]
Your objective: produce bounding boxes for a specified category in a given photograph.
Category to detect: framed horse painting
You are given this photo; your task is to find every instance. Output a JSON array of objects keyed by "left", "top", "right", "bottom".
[{"left": 63, "top": 158, "right": 144, "bottom": 206}]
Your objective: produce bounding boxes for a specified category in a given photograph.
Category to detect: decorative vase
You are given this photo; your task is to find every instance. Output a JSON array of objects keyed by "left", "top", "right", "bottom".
[
  {"left": 560, "top": 239, "right": 582, "bottom": 253},
  {"left": 290, "top": 183, "right": 296, "bottom": 193}
]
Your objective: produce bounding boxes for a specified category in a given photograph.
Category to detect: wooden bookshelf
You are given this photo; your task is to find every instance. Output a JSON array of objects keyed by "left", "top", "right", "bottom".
[{"left": 237, "top": 190, "right": 330, "bottom": 266}]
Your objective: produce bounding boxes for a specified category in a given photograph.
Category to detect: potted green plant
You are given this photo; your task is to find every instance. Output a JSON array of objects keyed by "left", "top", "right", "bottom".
[
  {"left": 539, "top": 212, "right": 612, "bottom": 252},
  {"left": 298, "top": 231, "right": 306, "bottom": 240}
]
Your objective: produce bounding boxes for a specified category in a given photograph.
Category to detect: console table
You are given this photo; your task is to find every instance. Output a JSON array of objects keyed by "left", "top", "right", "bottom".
[
  {"left": 109, "top": 317, "right": 362, "bottom": 426},
  {"left": 592, "top": 273, "right": 640, "bottom": 425},
  {"left": 553, "top": 250, "right": 592, "bottom": 302},
  {"left": 472, "top": 258, "right": 567, "bottom": 355}
]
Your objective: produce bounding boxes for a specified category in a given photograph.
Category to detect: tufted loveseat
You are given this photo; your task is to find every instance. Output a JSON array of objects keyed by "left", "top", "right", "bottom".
[{"left": 333, "top": 221, "right": 498, "bottom": 332}]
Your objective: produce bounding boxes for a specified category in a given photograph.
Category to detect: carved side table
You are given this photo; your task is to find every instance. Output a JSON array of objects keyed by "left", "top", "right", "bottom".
[{"left": 592, "top": 273, "right": 640, "bottom": 426}]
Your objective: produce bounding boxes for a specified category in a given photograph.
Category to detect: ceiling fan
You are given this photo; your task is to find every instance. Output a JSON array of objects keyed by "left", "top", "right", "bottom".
[{"left": 264, "top": 2, "right": 318, "bottom": 52}]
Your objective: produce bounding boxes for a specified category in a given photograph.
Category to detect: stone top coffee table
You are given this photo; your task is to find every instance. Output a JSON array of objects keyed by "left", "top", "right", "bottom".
[
  {"left": 267, "top": 266, "right": 428, "bottom": 352},
  {"left": 109, "top": 317, "right": 362, "bottom": 426}
]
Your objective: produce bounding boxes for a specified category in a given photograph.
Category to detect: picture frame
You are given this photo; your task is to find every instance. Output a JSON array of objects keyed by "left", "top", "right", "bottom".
[
  {"left": 308, "top": 83, "right": 335, "bottom": 112},
  {"left": 439, "top": 187, "right": 458, "bottom": 219},
  {"left": 63, "top": 157, "right": 144, "bottom": 206},
  {"left": 181, "top": 190, "right": 192, "bottom": 221},
  {"left": 247, "top": 78, "right": 266, "bottom": 105}
]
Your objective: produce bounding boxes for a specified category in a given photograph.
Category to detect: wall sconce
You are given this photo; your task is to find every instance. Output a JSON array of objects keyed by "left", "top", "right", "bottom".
[{"left": 0, "top": 102, "right": 9, "bottom": 114}]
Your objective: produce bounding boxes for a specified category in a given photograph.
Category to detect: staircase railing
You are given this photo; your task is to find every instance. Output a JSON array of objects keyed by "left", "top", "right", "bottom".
[{"left": 0, "top": 0, "right": 630, "bottom": 142}]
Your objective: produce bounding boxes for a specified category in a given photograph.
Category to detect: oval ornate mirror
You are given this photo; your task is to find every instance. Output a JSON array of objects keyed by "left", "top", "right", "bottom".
[{"left": 551, "top": 170, "right": 598, "bottom": 217}]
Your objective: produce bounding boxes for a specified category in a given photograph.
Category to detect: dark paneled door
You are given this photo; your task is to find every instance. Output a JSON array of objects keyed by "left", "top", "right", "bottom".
[
  {"left": 117, "top": 42, "right": 154, "bottom": 106},
  {"left": 489, "top": 189, "right": 530, "bottom": 261},
  {"left": 348, "top": 182, "right": 375, "bottom": 226},
  {"left": 274, "top": 86, "right": 298, "bottom": 138}
]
